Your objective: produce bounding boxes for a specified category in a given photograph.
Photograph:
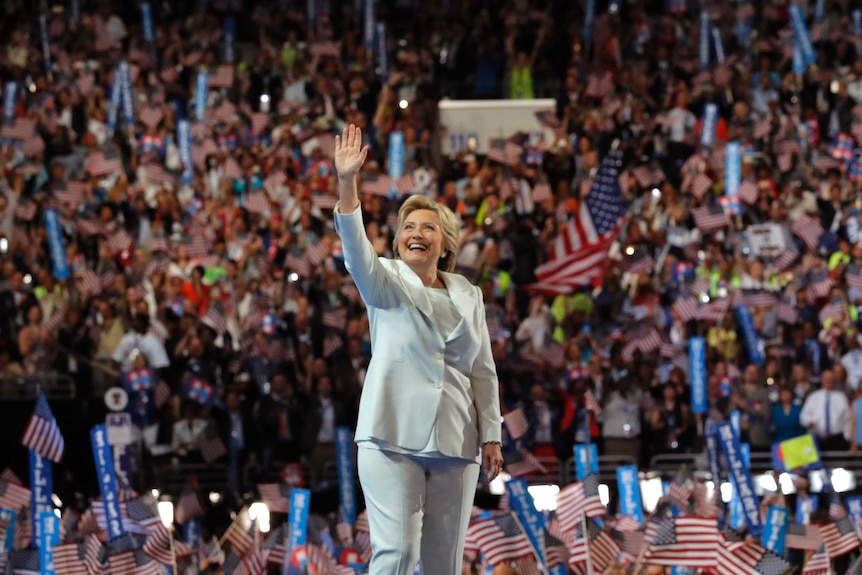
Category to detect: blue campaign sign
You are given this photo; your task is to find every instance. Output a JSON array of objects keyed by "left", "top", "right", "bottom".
[
  {"left": 788, "top": 4, "right": 816, "bottom": 64},
  {"left": 335, "top": 427, "right": 357, "bottom": 525},
  {"left": 700, "top": 104, "right": 717, "bottom": 148},
  {"left": 725, "top": 142, "right": 740, "bottom": 197},
  {"left": 195, "top": 72, "right": 209, "bottom": 122},
  {"left": 223, "top": 16, "right": 236, "bottom": 64},
  {"left": 287, "top": 489, "right": 311, "bottom": 570},
  {"left": 376, "top": 23, "right": 388, "bottom": 83},
  {"left": 39, "top": 512, "right": 60, "bottom": 575},
  {"left": 44, "top": 210, "right": 69, "bottom": 281},
  {"left": 762, "top": 506, "right": 789, "bottom": 555},
  {"left": 716, "top": 423, "right": 762, "bottom": 538},
  {"left": 796, "top": 494, "right": 816, "bottom": 524},
  {"left": 363, "top": 0, "right": 375, "bottom": 48},
  {"left": 699, "top": 11, "right": 711, "bottom": 69},
  {"left": 730, "top": 411, "right": 741, "bottom": 438},
  {"left": 90, "top": 425, "right": 124, "bottom": 540},
  {"left": 183, "top": 519, "right": 202, "bottom": 548},
  {"left": 616, "top": 466, "right": 644, "bottom": 523},
  {"left": 388, "top": 131, "right": 404, "bottom": 196},
  {"left": 846, "top": 496, "right": 862, "bottom": 525},
  {"left": 736, "top": 305, "right": 764, "bottom": 366},
  {"left": 574, "top": 444, "right": 598, "bottom": 481},
  {"left": 29, "top": 450, "right": 52, "bottom": 547},
  {"left": 506, "top": 479, "right": 546, "bottom": 569},
  {"left": 689, "top": 337, "right": 707, "bottom": 414},
  {"left": 178, "top": 120, "right": 193, "bottom": 185},
  {"left": 141, "top": 3, "right": 154, "bottom": 41}
]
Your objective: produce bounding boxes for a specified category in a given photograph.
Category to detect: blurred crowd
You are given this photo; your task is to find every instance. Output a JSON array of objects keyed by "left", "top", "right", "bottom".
[{"left": 4, "top": 0, "right": 862, "bottom": 499}]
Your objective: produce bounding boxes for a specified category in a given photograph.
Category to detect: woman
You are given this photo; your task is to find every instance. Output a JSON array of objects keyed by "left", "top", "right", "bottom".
[
  {"left": 18, "top": 303, "right": 55, "bottom": 375},
  {"left": 771, "top": 384, "right": 805, "bottom": 443},
  {"left": 332, "top": 125, "right": 503, "bottom": 575},
  {"left": 650, "top": 383, "right": 690, "bottom": 456}
]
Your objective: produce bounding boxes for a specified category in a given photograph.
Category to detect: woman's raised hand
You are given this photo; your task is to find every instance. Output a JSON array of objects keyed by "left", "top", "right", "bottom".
[{"left": 334, "top": 124, "right": 368, "bottom": 180}]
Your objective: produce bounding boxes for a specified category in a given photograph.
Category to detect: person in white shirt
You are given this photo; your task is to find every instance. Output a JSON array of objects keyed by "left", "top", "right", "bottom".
[
  {"left": 800, "top": 370, "right": 851, "bottom": 451},
  {"left": 840, "top": 330, "right": 862, "bottom": 392},
  {"left": 171, "top": 403, "right": 208, "bottom": 460}
]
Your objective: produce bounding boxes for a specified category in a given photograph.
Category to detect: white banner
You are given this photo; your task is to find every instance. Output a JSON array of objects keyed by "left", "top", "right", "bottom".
[{"left": 439, "top": 99, "right": 557, "bottom": 156}]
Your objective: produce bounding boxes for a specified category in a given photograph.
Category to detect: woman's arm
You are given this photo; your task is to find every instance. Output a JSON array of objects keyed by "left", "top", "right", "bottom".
[
  {"left": 333, "top": 125, "right": 395, "bottom": 308},
  {"left": 471, "top": 285, "right": 502, "bottom": 446}
]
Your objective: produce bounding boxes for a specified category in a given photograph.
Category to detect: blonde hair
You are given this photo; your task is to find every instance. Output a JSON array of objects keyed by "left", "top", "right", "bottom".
[{"left": 392, "top": 195, "right": 460, "bottom": 273}]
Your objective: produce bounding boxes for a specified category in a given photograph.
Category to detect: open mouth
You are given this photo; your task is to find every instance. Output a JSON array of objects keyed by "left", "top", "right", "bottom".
[{"left": 408, "top": 243, "right": 428, "bottom": 252}]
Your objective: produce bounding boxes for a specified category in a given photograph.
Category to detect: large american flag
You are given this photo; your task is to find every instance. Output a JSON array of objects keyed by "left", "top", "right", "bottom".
[
  {"left": 257, "top": 483, "right": 291, "bottom": 514},
  {"left": 556, "top": 474, "right": 607, "bottom": 532},
  {"left": 818, "top": 516, "right": 860, "bottom": 557},
  {"left": 531, "top": 152, "right": 624, "bottom": 294},
  {"left": 21, "top": 392, "right": 65, "bottom": 462},
  {"left": 714, "top": 539, "right": 792, "bottom": 575},
  {"left": 643, "top": 516, "right": 720, "bottom": 567},
  {"left": 467, "top": 512, "right": 535, "bottom": 567},
  {"left": 692, "top": 204, "right": 730, "bottom": 232}
]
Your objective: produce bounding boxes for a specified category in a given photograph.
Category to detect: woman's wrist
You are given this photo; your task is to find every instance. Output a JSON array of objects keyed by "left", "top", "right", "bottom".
[{"left": 483, "top": 441, "right": 502, "bottom": 446}]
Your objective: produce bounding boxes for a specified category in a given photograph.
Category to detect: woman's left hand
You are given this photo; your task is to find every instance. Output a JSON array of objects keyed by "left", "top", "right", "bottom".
[{"left": 482, "top": 442, "right": 504, "bottom": 481}]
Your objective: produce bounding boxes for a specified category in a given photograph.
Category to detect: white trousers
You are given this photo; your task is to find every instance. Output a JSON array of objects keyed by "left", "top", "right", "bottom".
[{"left": 357, "top": 447, "right": 480, "bottom": 575}]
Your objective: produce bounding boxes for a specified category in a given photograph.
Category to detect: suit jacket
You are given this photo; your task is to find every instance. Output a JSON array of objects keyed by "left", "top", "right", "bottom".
[
  {"left": 300, "top": 394, "right": 350, "bottom": 451},
  {"left": 335, "top": 204, "right": 502, "bottom": 460}
]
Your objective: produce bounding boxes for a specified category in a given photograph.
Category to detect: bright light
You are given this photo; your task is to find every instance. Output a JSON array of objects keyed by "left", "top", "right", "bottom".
[
  {"left": 51, "top": 494, "right": 63, "bottom": 507},
  {"left": 209, "top": 492, "right": 222, "bottom": 504},
  {"left": 151, "top": 489, "right": 160, "bottom": 498},
  {"left": 625, "top": 245, "right": 635, "bottom": 256},
  {"left": 640, "top": 478, "right": 664, "bottom": 513},
  {"left": 54, "top": 509, "right": 61, "bottom": 518},
  {"left": 288, "top": 272, "right": 299, "bottom": 283},
  {"left": 157, "top": 501, "right": 174, "bottom": 528},
  {"left": 810, "top": 468, "right": 855, "bottom": 493},
  {"left": 598, "top": 484, "right": 610, "bottom": 506},
  {"left": 527, "top": 485, "right": 560, "bottom": 512},
  {"left": 720, "top": 482, "right": 733, "bottom": 503},
  {"left": 399, "top": 99, "right": 408, "bottom": 109},
  {"left": 700, "top": 294, "right": 710, "bottom": 303},
  {"left": 23, "top": 274, "right": 32, "bottom": 285},
  {"left": 0, "top": 238, "right": 7, "bottom": 252},
  {"left": 651, "top": 188, "right": 661, "bottom": 198},
  {"left": 249, "top": 502, "right": 270, "bottom": 533},
  {"left": 260, "top": 94, "right": 270, "bottom": 103},
  {"left": 489, "top": 472, "right": 511, "bottom": 495}
]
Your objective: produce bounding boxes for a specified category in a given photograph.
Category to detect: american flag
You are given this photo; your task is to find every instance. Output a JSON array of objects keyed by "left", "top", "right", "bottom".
[
  {"left": 309, "top": 41, "right": 342, "bottom": 57},
  {"left": 632, "top": 165, "right": 663, "bottom": 188},
  {"left": 323, "top": 334, "right": 344, "bottom": 358},
  {"left": 53, "top": 542, "right": 88, "bottom": 575},
  {"left": 544, "top": 529, "right": 570, "bottom": 570},
  {"left": 813, "top": 155, "right": 843, "bottom": 172},
  {"left": 396, "top": 174, "right": 416, "bottom": 196},
  {"left": 691, "top": 173, "right": 712, "bottom": 201},
  {"left": 467, "top": 512, "right": 535, "bottom": 567},
  {"left": 21, "top": 392, "right": 65, "bottom": 462},
  {"left": 753, "top": 119, "right": 772, "bottom": 140},
  {"left": 774, "top": 248, "right": 798, "bottom": 271},
  {"left": 818, "top": 299, "right": 846, "bottom": 324},
  {"left": 6, "top": 549, "right": 39, "bottom": 575},
  {"left": 43, "top": 310, "right": 66, "bottom": 333},
  {"left": 503, "top": 407, "right": 528, "bottom": 439},
  {"left": 142, "top": 524, "right": 194, "bottom": 564},
  {"left": 360, "top": 174, "right": 393, "bottom": 197},
  {"left": 818, "top": 516, "right": 860, "bottom": 557},
  {"left": 0, "top": 118, "right": 35, "bottom": 140},
  {"left": 124, "top": 496, "right": 163, "bottom": 534},
  {"left": 643, "top": 516, "right": 720, "bottom": 567},
  {"left": 535, "top": 110, "right": 562, "bottom": 130},
  {"left": 261, "top": 524, "right": 287, "bottom": 566},
  {"left": 808, "top": 277, "right": 834, "bottom": 301},
  {"left": 848, "top": 264, "right": 862, "bottom": 291},
  {"left": 250, "top": 112, "right": 269, "bottom": 137},
  {"left": 109, "top": 549, "right": 160, "bottom": 575},
  {"left": 263, "top": 170, "right": 286, "bottom": 196},
  {"left": 222, "top": 519, "right": 254, "bottom": 558},
  {"left": 622, "top": 249, "right": 654, "bottom": 274},
  {"left": 531, "top": 181, "right": 552, "bottom": 203},
  {"left": 174, "top": 488, "right": 204, "bottom": 525},
  {"left": 312, "top": 194, "right": 338, "bottom": 210},
  {"left": 692, "top": 204, "right": 730, "bottom": 232},
  {"left": 621, "top": 324, "right": 662, "bottom": 361},
  {"left": 487, "top": 138, "right": 522, "bottom": 166},
  {"left": 715, "top": 539, "right": 792, "bottom": 575},
  {"left": 569, "top": 515, "right": 621, "bottom": 575},
  {"left": 801, "top": 546, "right": 830, "bottom": 575},
  {"left": 195, "top": 424, "right": 226, "bottom": 463},
  {"left": 792, "top": 214, "right": 824, "bottom": 250},
  {"left": 532, "top": 153, "right": 624, "bottom": 292},
  {"left": 14, "top": 201, "right": 37, "bottom": 221},
  {"left": 672, "top": 296, "right": 699, "bottom": 322},
  {"left": 738, "top": 181, "right": 759, "bottom": 204},
  {"left": 257, "top": 483, "right": 291, "bottom": 514},
  {"left": 504, "top": 449, "right": 548, "bottom": 477},
  {"left": 585, "top": 74, "right": 615, "bottom": 99},
  {"left": 223, "top": 156, "right": 242, "bottom": 179},
  {"left": 85, "top": 152, "right": 123, "bottom": 177},
  {"left": 209, "top": 65, "right": 235, "bottom": 88},
  {"left": 786, "top": 522, "right": 822, "bottom": 551},
  {"left": 666, "top": 480, "right": 693, "bottom": 513},
  {"left": 55, "top": 181, "right": 86, "bottom": 204},
  {"left": 777, "top": 153, "right": 793, "bottom": 172},
  {"left": 243, "top": 192, "right": 269, "bottom": 215},
  {"left": 321, "top": 309, "right": 347, "bottom": 330},
  {"left": 776, "top": 302, "right": 799, "bottom": 325},
  {"left": 696, "top": 297, "right": 730, "bottom": 322},
  {"left": 137, "top": 106, "right": 163, "bottom": 129},
  {"left": 556, "top": 474, "right": 607, "bottom": 532},
  {"left": 353, "top": 511, "right": 371, "bottom": 562},
  {"left": 23, "top": 136, "right": 45, "bottom": 157},
  {"left": 737, "top": 290, "right": 778, "bottom": 308}
]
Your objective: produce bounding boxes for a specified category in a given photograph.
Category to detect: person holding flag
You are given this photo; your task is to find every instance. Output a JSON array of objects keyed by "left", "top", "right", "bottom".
[{"left": 331, "top": 124, "right": 503, "bottom": 575}]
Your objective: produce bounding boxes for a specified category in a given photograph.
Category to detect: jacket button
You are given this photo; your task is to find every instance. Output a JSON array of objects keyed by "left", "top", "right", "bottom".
[
  {"left": 434, "top": 381, "right": 443, "bottom": 388},
  {"left": 434, "top": 352, "right": 443, "bottom": 360}
]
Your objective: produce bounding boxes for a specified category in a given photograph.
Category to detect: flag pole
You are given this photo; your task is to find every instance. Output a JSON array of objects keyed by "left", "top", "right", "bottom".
[
  {"left": 169, "top": 523, "right": 178, "bottom": 575},
  {"left": 508, "top": 510, "right": 547, "bottom": 575},
  {"left": 581, "top": 512, "right": 594, "bottom": 575}
]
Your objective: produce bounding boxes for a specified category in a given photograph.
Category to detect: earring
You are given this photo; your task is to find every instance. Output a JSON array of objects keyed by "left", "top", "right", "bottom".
[{"left": 440, "top": 252, "right": 447, "bottom": 258}]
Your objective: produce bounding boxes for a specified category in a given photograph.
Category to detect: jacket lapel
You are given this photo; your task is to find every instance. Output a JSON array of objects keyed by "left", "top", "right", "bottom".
[
  {"left": 394, "top": 260, "right": 433, "bottom": 317},
  {"left": 441, "top": 272, "right": 475, "bottom": 343}
]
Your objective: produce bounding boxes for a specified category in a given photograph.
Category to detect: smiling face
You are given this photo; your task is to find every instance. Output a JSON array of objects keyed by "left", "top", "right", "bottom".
[{"left": 397, "top": 209, "right": 445, "bottom": 270}]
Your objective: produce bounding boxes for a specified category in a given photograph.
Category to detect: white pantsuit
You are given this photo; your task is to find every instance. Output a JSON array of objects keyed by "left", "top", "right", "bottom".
[{"left": 334, "top": 204, "right": 501, "bottom": 575}]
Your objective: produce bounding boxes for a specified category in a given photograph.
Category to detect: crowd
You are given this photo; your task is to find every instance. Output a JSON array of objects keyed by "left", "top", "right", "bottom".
[{"left": 2, "top": 0, "right": 862, "bottom": 551}]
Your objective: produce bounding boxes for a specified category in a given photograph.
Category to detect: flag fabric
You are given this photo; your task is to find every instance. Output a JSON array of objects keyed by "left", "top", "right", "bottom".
[
  {"left": 360, "top": 174, "right": 393, "bottom": 197},
  {"left": 223, "top": 519, "right": 254, "bottom": 557},
  {"left": 353, "top": 511, "right": 371, "bottom": 562},
  {"left": 258, "top": 483, "right": 291, "bottom": 514},
  {"left": 556, "top": 474, "right": 607, "bottom": 532},
  {"left": 196, "top": 424, "right": 226, "bottom": 464},
  {"left": 672, "top": 296, "right": 700, "bottom": 322},
  {"left": 0, "top": 479, "right": 31, "bottom": 511},
  {"left": 847, "top": 264, "right": 862, "bottom": 291},
  {"left": 715, "top": 539, "right": 792, "bottom": 575},
  {"left": 801, "top": 546, "right": 830, "bottom": 575},
  {"left": 503, "top": 449, "right": 548, "bottom": 477},
  {"left": 785, "top": 522, "right": 822, "bottom": 550},
  {"left": 142, "top": 525, "right": 194, "bottom": 565},
  {"left": 738, "top": 181, "right": 759, "bottom": 204},
  {"left": 503, "top": 408, "right": 528, "bottom": 439},
  {"left": 817, "top": 516, "right": 860, "bottom": 557},
  {"left": 6, "top": 549, "right": 40, "bottom": 575},
  {"left": 124, "top": 497, "right": 162, "bottom": 534},
  {"left": 692, "top": 204, "right": 730, "bottom": 232},
  {"left": 467, "top": 512, "right": 535, "bottom": 567},
  {"left": 53, "top": 542, "right": 89, "bottom": 575},
  {"left": 532, "top": 153, "right": 625, "bottom": 292},
  {"left": 570, "top": 516, "right": 621, "bottom": 575},
  {"left": 643, "top": 516, "right": 721, "bottom": 567},
  {"left": 544, "top": 529, "right": 570, "bottom": 570},
  {"left": 174, "top": 488, "right": 205, "bottom": 525},
  {"left": 21, "top": 392, "right": 65, "bottom": 462},
  {"left": 792, "top": 214, "right": 824, "bottom": 250},
  {"left": 487, "top": 138, "right": 522, "bottom": 166}
]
